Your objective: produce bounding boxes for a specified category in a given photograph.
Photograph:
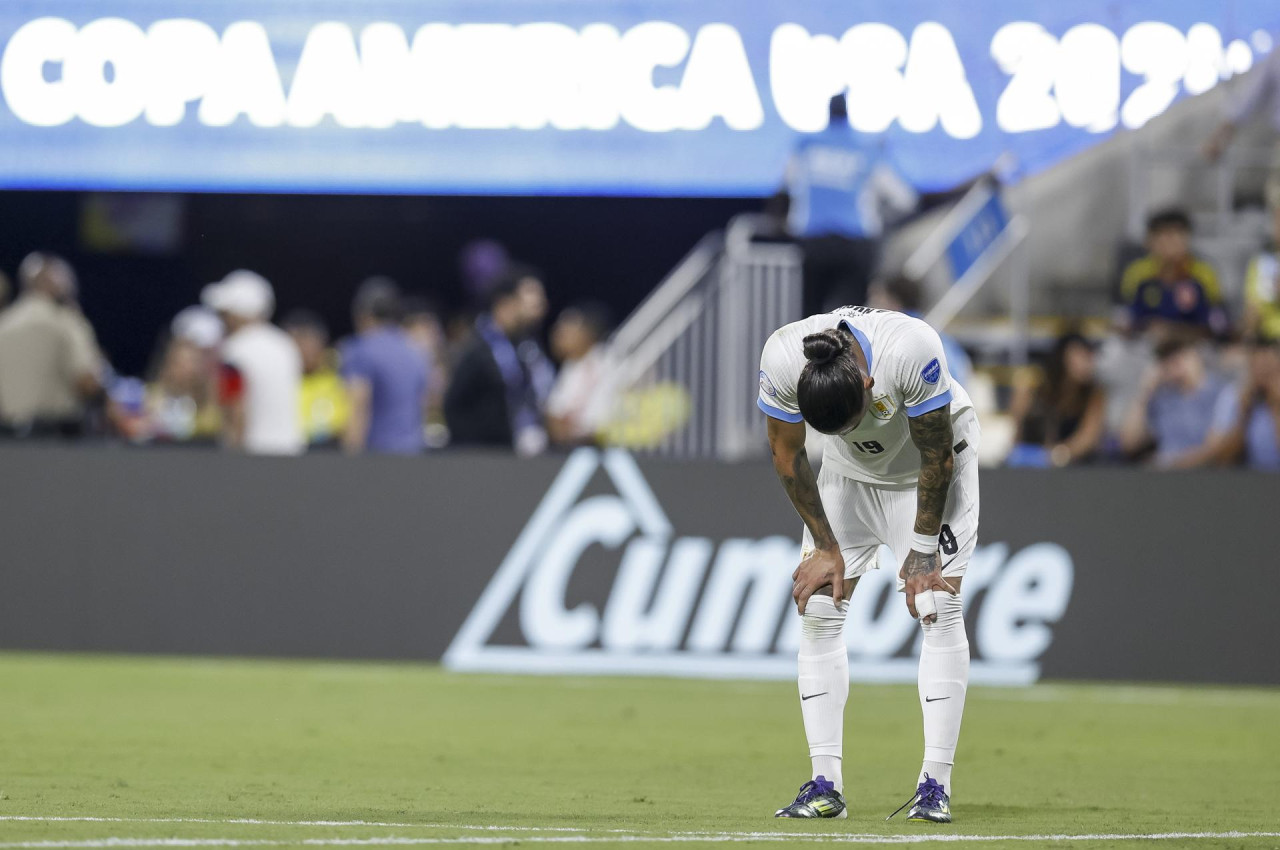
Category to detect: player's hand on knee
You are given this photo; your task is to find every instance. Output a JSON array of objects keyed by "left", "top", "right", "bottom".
[
  {"left": 899, "top": 551, "right": 955, "bottom": 624},
  {"left": 792, "top": 547, "right": 845, "bottom": 614}
]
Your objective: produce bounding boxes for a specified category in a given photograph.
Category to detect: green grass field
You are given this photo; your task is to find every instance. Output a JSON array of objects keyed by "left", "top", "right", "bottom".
[{"left": 0, "top": 653, "right": 1276, "bottom": 850}]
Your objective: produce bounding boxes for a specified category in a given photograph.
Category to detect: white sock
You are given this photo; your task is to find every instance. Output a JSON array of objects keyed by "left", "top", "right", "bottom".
[
  {"left": 798, "top": 595, "right": 849, "bottom": 791},
  {"left": 916, "top": 591, "right": 969, "bottom": 796}
]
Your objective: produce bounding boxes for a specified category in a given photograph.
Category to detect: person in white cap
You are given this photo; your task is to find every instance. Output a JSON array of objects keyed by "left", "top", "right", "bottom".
[
  {"left": 171, "top": 305, "right": 224, "bottom": 352},
  {"left": 202, "top": 270, "right": 303, "bottom": 455}
]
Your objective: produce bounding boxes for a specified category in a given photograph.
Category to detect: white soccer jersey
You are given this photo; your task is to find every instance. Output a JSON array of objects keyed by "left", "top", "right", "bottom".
[{"left": 757, "top": 307, "right": 977, "bottom": 488}]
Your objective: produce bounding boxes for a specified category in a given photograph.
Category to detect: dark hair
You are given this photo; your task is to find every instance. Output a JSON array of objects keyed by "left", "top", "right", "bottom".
[
  {"left": 485, "top": 275, "right": 521, "bottom": 311},
  {"left": 504, "top": 263, "right": 544, "bottom": 286},
  {"left": 1146, "top": 208, "right": 1192, "bottom": 235},
  {"left": 1252, "top": 334, "right": 1280, "bottom": 350},
  {"left": 353, "top": 276, "right": 401, "bottom": 322},
  {"left": 883, "top": 274, "right": 922, "bottom": 313},
  {"left": 828, "top": 93, "right": 848, "bottom": 123},
  {"left": 400, "top": 294, "right": 440, "bottom": 321},
  {"left": 797, "top": 329, "right": 866, "bottom": 433},
  {"left": 281, "top": 308, "right": 328, "bottom": 338},
  {"left": 559, "top": 301, "right": 612, "bottom": 340},
  {"left": 1043, "top": 332, "right": 1094, "bottom": 409},
  {"left": 1154, "top": 335, "right": 1194, "bottom": 361}
]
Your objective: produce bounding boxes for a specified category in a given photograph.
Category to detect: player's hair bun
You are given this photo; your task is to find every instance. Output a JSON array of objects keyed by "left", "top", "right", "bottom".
[{"left": 802, "top": 330, "right": 846, "bottom": 366}]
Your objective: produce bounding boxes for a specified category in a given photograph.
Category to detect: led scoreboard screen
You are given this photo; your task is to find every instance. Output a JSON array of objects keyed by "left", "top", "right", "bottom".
[{"left": 0, "top": 1, "right": 1276, "bottom": 195}]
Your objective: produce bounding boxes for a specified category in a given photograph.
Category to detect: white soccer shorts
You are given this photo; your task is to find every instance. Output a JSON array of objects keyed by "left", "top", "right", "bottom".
[{"left": 800, "top": 455, "right": 980, "bottom": 585}]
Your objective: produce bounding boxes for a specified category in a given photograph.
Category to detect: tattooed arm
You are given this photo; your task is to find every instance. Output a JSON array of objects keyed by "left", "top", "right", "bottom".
[
  {"left": 766, "top": 417, "right": 846, "bottom": 614},
  {"left": 901, "top": 405, "right": 956, "bottom": 623}
]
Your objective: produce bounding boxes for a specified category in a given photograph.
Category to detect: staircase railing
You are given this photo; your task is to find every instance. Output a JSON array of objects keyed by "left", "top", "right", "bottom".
[{"left": 605, "top": 214, "right": 803, "bottom": 460}]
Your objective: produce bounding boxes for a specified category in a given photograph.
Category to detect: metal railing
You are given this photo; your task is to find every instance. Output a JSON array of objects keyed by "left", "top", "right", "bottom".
[{"left": 606, "top": 214, "right": 802, "bottom": 460}]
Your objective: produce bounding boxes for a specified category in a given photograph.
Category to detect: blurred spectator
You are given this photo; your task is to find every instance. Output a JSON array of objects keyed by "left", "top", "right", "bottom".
[
  {"left": 445, "top": 273, "right": 550, "bottom": 455},
  {"left": 786, "top": 94, "right": 917, "bottom": 314},
  {"left": 1119, "top": 209, "right": 1226, "bottom": 337},
  {"left": 339, "top": 278, "right": 427, "bottom": 455},
  {"left": 1006, "top": 333, "right": 1106, "bottom": 467},
  {"left": 1242, "top": 208, "right": 1280, "bottom": 343},
  {"left": 1094, "top": 335, "right": 1153, "bottom": 442},
  {"left": 1204, "top": 42, "right": 1280, "bottom": 211},
  {"left": 171, "top": 306, "right": 224, "bottom": 351},
  {"left": 511, "top": 267, "right": 556, "bottom": 409},
  {"left": 202, "top": 270, "right": 304, "bottom": 455},
  {"left": 401, "top": 296, "right": 449, "bottom": 446},
  {"left": 1208, "top": 339, "right": 1280, "bottom": 471},
  {"left": 105, "top": 305, "right": 224, "bottom": 443},
  {"left": 1120, "top": 338, "right": 1225, "bottom": 468},
  {"left": 459, "top": 238, "right": 511, "bottom": 307},
  {"left": 546, "top": 303, "right": 615, "bottom": 446},
  {"left": 0, "top": 252, "right": 102, "bottom": 438},
  {"left": 869, "top": 275, "right": 972, "bottom": 386},
  {"left": 283, "top": 310, "right": 349, "bottom": 449},
  {"left": 141, "top": 337, "right": 221, "bottom": 443},
  {"left": 0, "top": 268, "right": 10, "bottom": 309}
]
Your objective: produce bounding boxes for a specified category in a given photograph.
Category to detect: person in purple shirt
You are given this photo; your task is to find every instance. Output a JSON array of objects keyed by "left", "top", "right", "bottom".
[
  {"left": 339, "top": 278, "right": 427, "bottom": 455},
  {"left": 1209, "top": 339, "right": 1280, "bottom": 471}
]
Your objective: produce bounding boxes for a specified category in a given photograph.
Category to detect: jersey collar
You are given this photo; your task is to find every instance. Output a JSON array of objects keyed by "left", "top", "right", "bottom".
[{"left": 837, "top": 318, "right": 874, "bottom": 372}]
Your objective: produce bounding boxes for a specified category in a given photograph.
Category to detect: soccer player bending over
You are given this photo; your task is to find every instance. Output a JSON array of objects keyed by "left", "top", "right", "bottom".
[{"left": 758, "top": 306, "right": 980, "bottom": 823}]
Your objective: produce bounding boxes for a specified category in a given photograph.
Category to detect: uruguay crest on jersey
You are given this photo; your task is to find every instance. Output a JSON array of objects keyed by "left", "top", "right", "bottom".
[{"left": 870, "top": 394, "right": 896, "bottom": 420}]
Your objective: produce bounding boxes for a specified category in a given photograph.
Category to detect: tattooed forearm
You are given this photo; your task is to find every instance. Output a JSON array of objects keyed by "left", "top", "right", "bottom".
[
  {"left": 908, "top": 406, "right": 954, "bottom": 537},
  {"left": 768, "top": 425, "right": 838, "bottom": 551},
  {"left": 781, "top": 448, "right": 838, "bottom": 550}
]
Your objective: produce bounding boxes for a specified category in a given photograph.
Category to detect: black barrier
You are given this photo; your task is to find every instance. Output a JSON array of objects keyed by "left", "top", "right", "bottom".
[{"left": 0, "top": 445, "right": 1273, "bottom": 684}]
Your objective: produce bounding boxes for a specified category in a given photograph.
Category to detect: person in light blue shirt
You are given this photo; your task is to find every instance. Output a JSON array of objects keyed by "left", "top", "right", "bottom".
[
  {"left": 1209, "top": 340, "right": 1280, "bottom": 471},
  {"left": 786, "top": 94, "right": 917, "bottom": 314},
  {"left": 1119, "top": 338, "right": 1224, "bottom": 468}
]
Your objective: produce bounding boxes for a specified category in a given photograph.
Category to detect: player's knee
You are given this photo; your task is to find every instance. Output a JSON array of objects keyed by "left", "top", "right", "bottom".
[
  {"left": 802, "top": 594, "right": 848, "bottom": 641},
  {"left": 920, "top": 591, "right": 966, "bottom": 648}
]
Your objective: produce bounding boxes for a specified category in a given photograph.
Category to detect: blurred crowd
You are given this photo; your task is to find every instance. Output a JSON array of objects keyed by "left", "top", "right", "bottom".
[
  {"left": 1000, "top": 46, "right": 1280, "bottom": 472},
  {"left": 3, "top": 215, "right": 1277, "bottom": 472},
  {"left": 1000, "top": 204, "right": 1280, "bottom": 472},
  {"left": 0, "top": 248, "right": 617, "bottom": 457}
]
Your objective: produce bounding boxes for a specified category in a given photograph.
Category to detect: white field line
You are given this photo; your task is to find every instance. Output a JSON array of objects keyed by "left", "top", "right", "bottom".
[
  {"left": 1, "top": 832, "right": 1280, "bottom": 847},
  {"left": 0, "top": 822, "right": 582, "bottom": 833}
]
